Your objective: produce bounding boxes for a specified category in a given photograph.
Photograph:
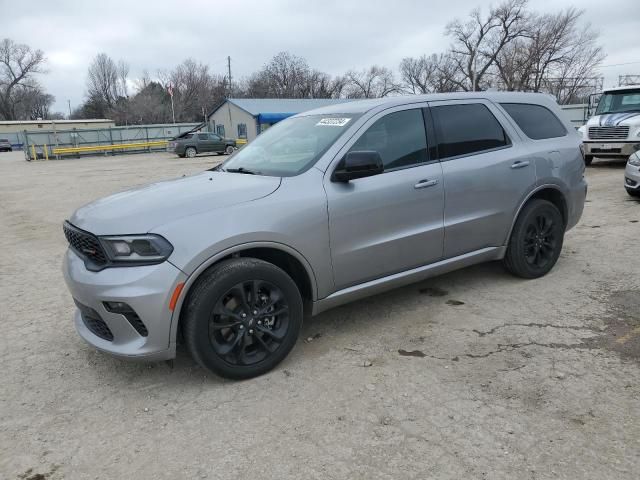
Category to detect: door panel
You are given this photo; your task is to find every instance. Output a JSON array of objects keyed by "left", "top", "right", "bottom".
[
  {"left": 429, "top": 100, "right": 536, "bottom": 258},
  {"left": 210, "top": 134, "right": 224, "bottom": 152},
  {"left": 325, "top": 105, "right": 445, "bottom": 290},
  {"left": 326, "top": 163, "right": 444, "bottom": 289},
  {"left": 440, "top": 148, "right": 534, "bottom": 257},
  {"left": 196, "top": 133, "right": 212, "bottom": 152}
]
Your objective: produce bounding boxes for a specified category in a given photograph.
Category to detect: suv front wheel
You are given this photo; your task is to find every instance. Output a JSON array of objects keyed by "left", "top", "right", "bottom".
[
  {"left": 185, "top": 147, "right": 197, "bottom": 158},
  {"left": 504, "top": 199, "right": 565, "bottom": 279},
  {"left": 183, "top": 258, "right": 303, "bottom": 379}
]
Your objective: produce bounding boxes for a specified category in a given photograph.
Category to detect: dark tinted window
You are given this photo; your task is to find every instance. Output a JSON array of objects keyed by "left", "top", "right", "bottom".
[
  {"left": 197, "top": 133, "right": 208, "bottom": 140},
  {"left": 210, "top": 134, "right": 221, "bottom": 141},
  {"left": 349, "top": 109, "right": 427, "bottom": 170},
  {"left": 432, "top": 104, "right": 509, "bottom": 159},
  {"left": 501, "top": 103, "right": 566, "bottom": 140}
]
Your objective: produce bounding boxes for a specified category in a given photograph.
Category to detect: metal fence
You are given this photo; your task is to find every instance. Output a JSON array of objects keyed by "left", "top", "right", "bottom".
[{"left": 22, "top": 123, "right": 201, "bottom": 160}]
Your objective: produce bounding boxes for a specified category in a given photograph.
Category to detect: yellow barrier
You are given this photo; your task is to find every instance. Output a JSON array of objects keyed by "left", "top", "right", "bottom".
[{"left": 52, "top": 140, "right": 168, "bottom": 155}]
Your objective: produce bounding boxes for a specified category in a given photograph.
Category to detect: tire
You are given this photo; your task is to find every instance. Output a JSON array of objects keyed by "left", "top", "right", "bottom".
[
  {"left": 225, "top": 145, "right": 234, "bottom": 155},
  {"left": 177, "top": 154, "right": 185, "bottom": 158},
  {"left": 183, "top": 258, "right": 303, "bottom": 380},
  {"left": 185, "top": 147, "right": 197, "bottom": 158},
  {"left": 584, "top": 155, "right": 593, "bottom": 166},
  {"left": 627, "top": 188, "right": 640, "bottom": 198},
  {"left": 504, "top": 199, "right": 565, "bottom": 279}
]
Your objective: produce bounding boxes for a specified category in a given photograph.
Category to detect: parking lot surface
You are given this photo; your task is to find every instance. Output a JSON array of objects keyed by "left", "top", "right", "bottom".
[{"left": 1, "top": 150, "right": 639, "bottom": 479}]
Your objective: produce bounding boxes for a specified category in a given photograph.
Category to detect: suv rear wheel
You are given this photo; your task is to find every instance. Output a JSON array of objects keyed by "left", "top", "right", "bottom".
[
  {"left": 185, "top": 147, "right": 197, "bottom": 158},
  {"left": 225, "top": 145, "right": 234, "bottom": 155},
  {"left": 504, "top": 199, "right": 565, "bottom": 279},
  {"left": 183, "top": 258, "right": 303, "bottom": 379}
]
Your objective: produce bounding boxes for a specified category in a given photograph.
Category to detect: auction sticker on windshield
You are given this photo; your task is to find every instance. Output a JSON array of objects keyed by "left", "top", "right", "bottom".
[{"left": 316, "top": 118, "right": 351, "bottom": 127}]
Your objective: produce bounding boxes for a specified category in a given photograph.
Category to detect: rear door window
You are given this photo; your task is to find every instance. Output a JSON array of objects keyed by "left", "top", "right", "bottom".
[
  {"left": 500, "top": 103, "right": 566, "bottom": 140},
  {"left": 197, "top": 133, "right": 208, "bottom": 140},
  {"left": 431, "top": 104, "right": 509, "bottom": 159}
]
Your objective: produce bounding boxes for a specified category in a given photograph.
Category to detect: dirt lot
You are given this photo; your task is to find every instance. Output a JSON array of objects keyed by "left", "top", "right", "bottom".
[{"left": 0, "top": 150, "right": 639, "bottom": 479}]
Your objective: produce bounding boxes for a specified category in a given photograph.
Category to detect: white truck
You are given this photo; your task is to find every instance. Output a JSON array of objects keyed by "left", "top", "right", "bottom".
[{"left": 580, "top": 85, "right": 640, "bottom": 165}]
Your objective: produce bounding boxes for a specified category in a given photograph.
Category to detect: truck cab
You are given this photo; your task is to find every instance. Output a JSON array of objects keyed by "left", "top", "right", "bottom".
[{"left": 581, "top": 85, "right": 640, "bottom": 165}]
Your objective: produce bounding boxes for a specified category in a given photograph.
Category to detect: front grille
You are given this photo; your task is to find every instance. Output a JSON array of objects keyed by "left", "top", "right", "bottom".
[
  {"left": 591, "top": 148, "right": 622, "bottom": 154},
  {"left": 63, "top": 221, "right": 108, "bottom": 266},
  {"left": 588, "top": 126, "right": 630, "bottom": 140},
  {"left": 74, "top": 300, "right": 114, "bottom": 341}
]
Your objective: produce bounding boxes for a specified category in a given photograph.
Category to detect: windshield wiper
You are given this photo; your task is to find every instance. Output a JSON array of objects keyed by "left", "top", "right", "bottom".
[{"left": 225, "top": 167, "right": 261, "bottom": 175}]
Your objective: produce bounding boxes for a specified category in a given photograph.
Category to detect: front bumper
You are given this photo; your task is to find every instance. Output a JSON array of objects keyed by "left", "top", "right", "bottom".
[
  {"left": 584, "top": 141, "right": 640, "bottom": 158},
  {"left": 625, "top": 162, "right": 640, "bottom": 191},
  {"left": 63, "top": 248, "right": 187, "bottom": 360}
]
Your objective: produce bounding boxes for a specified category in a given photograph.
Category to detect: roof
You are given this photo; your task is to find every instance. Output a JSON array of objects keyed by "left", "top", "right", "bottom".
[
  {"left": 213, "top": 98, "right": 354, "bottom": 117},
  {"left": 297, "top": 91, "right": 560, "bottom": 116},
  {"left": 0, "top": 119, "right": 113, "bottom": 125},
  {"left": 602, "top": 85, "right": 640, "bottom": 93}
]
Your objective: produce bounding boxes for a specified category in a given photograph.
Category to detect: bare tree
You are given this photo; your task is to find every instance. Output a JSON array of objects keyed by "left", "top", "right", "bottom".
[
  {"left": 87, "top": 53, "right": 129, "bottom": 111},
  {"left": 494, "top": 7, "right": 604, "bottom": 102},
  {"left": 345, "top": 66, "right": 399, "bottom": 98},
  {"left": 446, "top": 0, "right": 529, "bottom": 91},
  {"left": 399, "top": 54, "right": 461, "bottom": 93},
  {"left": 0, "top": 38, "right": 48, "bottom": 120},
  {"left": 246, "top": 52, "right": 312, "bottom": 98},
  {"left": 168, "top": 59, "right": 226, "bottom": 122}
]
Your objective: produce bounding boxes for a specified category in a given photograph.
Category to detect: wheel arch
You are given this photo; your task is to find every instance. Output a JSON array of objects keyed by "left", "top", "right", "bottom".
[
  {"left": 170, "top": 242, "right": 318, "bottom": 343},
  {"left": 506, "top": 185, "right": 568, "bottom": 244}
]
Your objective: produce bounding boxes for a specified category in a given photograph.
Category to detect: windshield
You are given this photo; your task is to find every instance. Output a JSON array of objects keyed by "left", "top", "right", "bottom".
[
  {"left": 220, "top": 114, "right": 359, "bottom": 177},
  {"left": 595, "top": 89, "right": 640, "bottom": 115}
]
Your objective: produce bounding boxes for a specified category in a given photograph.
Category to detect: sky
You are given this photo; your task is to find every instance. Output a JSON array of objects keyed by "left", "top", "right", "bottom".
[{"left": 2, "top": 0, "right": 639, "bottom": 114}]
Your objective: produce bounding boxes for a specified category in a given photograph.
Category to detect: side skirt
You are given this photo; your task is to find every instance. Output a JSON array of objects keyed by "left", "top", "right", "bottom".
[{"left": 311, "top": 246, "right": 506, "bottom": 316}]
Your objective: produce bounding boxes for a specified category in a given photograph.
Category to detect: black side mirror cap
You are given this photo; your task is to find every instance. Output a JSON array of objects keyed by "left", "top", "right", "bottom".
[{"left": 332, "top": 150, "right": 384, "bottom": 182}]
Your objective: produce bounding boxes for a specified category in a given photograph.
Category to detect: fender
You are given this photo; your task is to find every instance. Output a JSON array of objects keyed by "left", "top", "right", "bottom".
[
  {"left": 504, "top": 183, "right": 567, "bottom": 246},
  {"left": 167, "top": 241, "right": 319, "bottom": 345}
]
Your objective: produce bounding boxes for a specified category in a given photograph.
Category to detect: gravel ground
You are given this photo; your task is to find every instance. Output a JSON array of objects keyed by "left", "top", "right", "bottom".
[{"left": 0, "top": 150, "right": 639, "bottom": 480}]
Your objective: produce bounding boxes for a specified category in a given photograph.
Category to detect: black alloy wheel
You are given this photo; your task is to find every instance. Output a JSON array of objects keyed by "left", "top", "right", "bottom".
[
  {"left": 523, "top": 212, "right": 558, "bottom": 270},
  {"left": 504, "top": 199, "right": 565, "bottom": 279},
  {"left": 183, "top": 258, "right": 303, "bottom": 379},
  {"left": 209, "top": 280, "right": 290, "bottom": 366}
]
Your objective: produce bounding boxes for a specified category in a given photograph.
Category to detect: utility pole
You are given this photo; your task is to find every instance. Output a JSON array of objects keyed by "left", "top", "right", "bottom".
[
  {"left": 67, "top": 100, "right": 72, "bottom": 119},
  {"left": 227, "top": 56, "right": 232, "bottom": 97}
]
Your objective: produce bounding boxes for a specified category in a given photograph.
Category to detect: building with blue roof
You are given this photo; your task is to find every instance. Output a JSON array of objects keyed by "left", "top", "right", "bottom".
[{"left": 207, "top": 98, "right": 352, "bottom": 142}]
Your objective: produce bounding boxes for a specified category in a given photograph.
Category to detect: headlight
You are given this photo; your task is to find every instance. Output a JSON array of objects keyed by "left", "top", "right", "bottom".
[
  {"left": 99, "top": 234, "right": 173, "bottom": 265},
  {"left": 628, "top": 155, "right": 640, "bottom": 167}
]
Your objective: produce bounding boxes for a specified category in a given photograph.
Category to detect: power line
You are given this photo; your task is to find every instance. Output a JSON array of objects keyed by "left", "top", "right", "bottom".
[{"left": 597, "top": 60, "right": 640, "bottom": 68}]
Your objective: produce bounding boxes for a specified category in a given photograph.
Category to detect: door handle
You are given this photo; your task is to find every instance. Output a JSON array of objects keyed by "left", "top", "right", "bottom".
[
  {"left": 511, "top": 160, "right": 530, "bottom": 169},
  {"left": 414, "top": 179, "right": 439, "bottom": 189}
]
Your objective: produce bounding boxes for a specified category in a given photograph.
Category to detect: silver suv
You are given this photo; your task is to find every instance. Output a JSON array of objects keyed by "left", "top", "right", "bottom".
[{"left": 63, "top": 92, "right": 587, "bottom": 379}]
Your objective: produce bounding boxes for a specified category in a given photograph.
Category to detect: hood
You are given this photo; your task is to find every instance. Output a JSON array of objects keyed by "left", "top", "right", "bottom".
[
  {"left": 70, "top": 171, "right": 281, "bottom": 235},
  {"left": 587, "top": 112, "right": 640, "bottom": 127}
]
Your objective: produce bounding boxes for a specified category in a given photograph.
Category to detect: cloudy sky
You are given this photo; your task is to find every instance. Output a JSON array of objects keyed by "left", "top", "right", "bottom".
[{"left": 2, "top": 0, "right": 639, "bottom": 114}]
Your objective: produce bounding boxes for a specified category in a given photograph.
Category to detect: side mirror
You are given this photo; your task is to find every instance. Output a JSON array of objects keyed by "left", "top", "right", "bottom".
[{"left": 332, "top": 151, "right": 384, "bottom": 182}]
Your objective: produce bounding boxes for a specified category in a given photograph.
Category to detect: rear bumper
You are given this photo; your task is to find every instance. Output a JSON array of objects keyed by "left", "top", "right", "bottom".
[
  {"left": 63, "top": 248, "right": 187, "bottom": 360},
  {"left": 567, "top": 178, "right": 588, "bottom": 231},
  {"left": 584, "top": 141, "right": 640, "bottom": 158}
]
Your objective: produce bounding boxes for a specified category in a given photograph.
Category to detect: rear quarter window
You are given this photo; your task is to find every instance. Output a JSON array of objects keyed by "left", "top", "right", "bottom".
[{"left": 500, "top": 103, "right": 567, "bottom": 140}]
